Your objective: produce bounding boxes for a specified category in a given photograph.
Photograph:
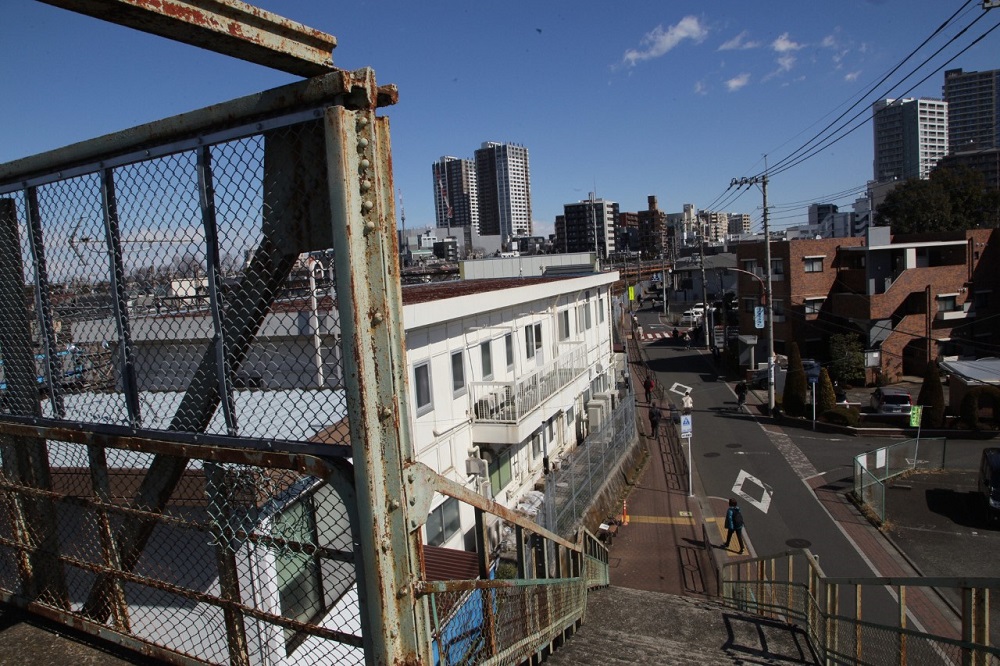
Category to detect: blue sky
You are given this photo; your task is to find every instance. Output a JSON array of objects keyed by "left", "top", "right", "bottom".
[{"left": 2, "top": 1, "right": 998, "bottom": 238}]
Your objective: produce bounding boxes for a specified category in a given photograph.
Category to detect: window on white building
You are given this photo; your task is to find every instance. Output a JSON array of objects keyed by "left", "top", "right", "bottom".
[
  {"left": 425, "top": 497, "right": 461, "bottom": 547},
  {"left": 577, "top": 303, "right": 592, "bottom": 331},
  {"left": 488, "top": 448, "right": 513, "bottom": 494},
  {"left": 599, "top": 297, "right": 605, "bottom": 323},
  {"left": 451, "top": 351, "right": 465, "bottom": 395},
  {"left": 525, "top": 323, "right": 542, "bottom": 359},
  {"left": 274, "top": 495, "right": 326, "bottom": 647},
  {"left": 505, "top": 333, "right": 514, "bottom": 369},
  {"left": 414, "top": 363, "right": 432, "bottom": 415},
  {"left": 481, "top": 341, "right": 493, "bottom": 379},
  {"left": 558, "top": 310, "right": 571, "bottom": 341}
]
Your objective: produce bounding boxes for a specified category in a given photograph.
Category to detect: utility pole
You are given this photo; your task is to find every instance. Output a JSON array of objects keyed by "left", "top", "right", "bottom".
[
  {"left": 699, "top": 215, "right": 710, "bottom": 348},
  {"left": 730, "top": 169, "right": 775, "bottom": 414}
]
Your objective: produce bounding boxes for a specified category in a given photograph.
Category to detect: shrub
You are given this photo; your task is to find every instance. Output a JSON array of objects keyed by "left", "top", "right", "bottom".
[
  {"left": 783, "top": 342, "right": 809, "bottom": 418},
  {"left": 495, "top": 560, "right": 519, "bottom": 580},
  {"left": 816, "top": 368, "right": 836, "bottom": 414},
  {"left": 820, "top": 406, "right": 861, "bottom": 427}
]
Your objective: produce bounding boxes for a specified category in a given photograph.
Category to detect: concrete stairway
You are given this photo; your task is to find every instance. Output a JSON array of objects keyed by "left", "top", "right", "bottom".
[{"left": 546, "top": 586, "right": 819, "bottom": 665}]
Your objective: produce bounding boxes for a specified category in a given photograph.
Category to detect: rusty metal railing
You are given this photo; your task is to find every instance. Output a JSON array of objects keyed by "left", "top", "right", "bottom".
[{"left": 721, "top": 549, "right": 1000, "bottom": 665}]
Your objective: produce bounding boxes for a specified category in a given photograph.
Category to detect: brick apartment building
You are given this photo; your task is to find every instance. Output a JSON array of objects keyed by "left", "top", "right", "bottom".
[{"left": 735, "top": 227, "right": 1000, "bottom": 384}]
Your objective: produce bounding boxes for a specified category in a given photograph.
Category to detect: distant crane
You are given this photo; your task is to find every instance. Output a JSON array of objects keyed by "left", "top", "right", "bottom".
[{"left": 398, "top": 189, "right": 408, "bottom": 259}]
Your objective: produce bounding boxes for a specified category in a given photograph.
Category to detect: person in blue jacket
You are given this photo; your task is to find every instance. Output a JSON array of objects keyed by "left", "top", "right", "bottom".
[{"left": 722, "top": 498, "right": 746, "bottom": 554}]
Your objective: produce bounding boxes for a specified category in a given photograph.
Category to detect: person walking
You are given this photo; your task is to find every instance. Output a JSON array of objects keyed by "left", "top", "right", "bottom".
[
  {"left": 683, "top": 331, "right": 691, "bottom": 349},
  {"left": 735, "top": 381, "right": 747, "bottom": 410},
  {"left": 722, "top": 498, "right": 746, "bottom": 554},
  {"left": 648, "top": 402, "right": 661, "bottom": 438},
  {"left": 681, "top": 390, "right": 693, "bottom": 414},
  {"left": 643, "top": 376, "right": 655, "bottom": 403}
]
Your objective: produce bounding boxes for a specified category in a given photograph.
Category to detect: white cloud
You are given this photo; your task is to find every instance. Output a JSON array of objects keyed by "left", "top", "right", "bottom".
[
  {"left": 726, "top": 73, "right": 751, "bottom": 92},
  {"left": 623, "top": 16, "right": 708, "bottom": 65},
  {"left": 821, "top": 35, "right": 837, "bottom": 49},
  {"left": 694, "top": 80, "right": 707, "bottom": 95},
  {"left": 771, "top": 32, "right": 804, "bottom": 53},
  {"left": 776, "top": 55, "right": 796, "bottom": 72},
  {"left": 719, "top": 30, "right": 761, "bottom": 51},
  {"left": 844, "top": 70, "right": 862, "bottom": 82}
]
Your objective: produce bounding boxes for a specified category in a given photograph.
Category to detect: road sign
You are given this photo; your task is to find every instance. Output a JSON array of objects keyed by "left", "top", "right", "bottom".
[
  {"left": 754, "top": 306, "right": 765, "bottom": 329},
  {"left": 628, "top": 285, "right": 635, "bottom": 301},
  {"left": 909, "top": 405, "right": 923, "bottom": 428},
  {"left": 680, "top": 414, "right": 692, "bottom": 437}
]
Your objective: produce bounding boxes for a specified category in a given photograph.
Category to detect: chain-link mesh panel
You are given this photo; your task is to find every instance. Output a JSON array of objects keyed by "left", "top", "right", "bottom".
[
  {"left": 0, "top": 116, "right": 349, "bottom": 446},
  {"left": 543, "top": 398, "right": 637, "bottom": 538},
  {"left": 0, "top": 431, "right": 362, "bottom": 664},
  {"left": 428, "top": 580, "right": 585, "bottom": 666}
]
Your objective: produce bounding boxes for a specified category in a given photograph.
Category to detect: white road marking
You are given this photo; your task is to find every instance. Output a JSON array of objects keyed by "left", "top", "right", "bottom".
[
  {"left": 732, "top": 469, "right": 773, "bottom": 513},
  {"left": 670, "top": 382, "right": 692, "bottom": 396}
]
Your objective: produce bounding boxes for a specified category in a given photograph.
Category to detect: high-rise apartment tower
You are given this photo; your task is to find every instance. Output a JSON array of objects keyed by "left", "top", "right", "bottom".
[
  {"left": 432, "top": 156, "right": 479, "bottom": 231},
  {"left": 474, "top": 142, "right": 532, "bottom": 238},
  {"left": 872, "top": 98, "right": 948, "bottom": 182}
]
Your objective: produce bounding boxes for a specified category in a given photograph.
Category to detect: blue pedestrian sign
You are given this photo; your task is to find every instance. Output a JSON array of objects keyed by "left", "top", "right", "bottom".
[
  {"left": 680, "top": 414, "right": 692, "bottom": 437},
  {"left": 754, "top": 306, "right": 765, "bottom": 329}
]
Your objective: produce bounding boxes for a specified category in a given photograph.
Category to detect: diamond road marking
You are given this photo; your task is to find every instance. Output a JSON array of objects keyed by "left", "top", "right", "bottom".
[
  {"left": 732, "top": 469, "right": 773, "bottom": 514},
  {"left": 670, "top": 382, "right": 692, "bottom": 396}
]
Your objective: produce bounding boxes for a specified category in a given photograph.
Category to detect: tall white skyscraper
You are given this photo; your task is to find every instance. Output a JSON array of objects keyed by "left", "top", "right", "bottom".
[
  {"left": 474, "top": 142, "right": 532, "bottom": 238},
  {"left": 872, "top": 98, "right": 948, "bottom": 182}
]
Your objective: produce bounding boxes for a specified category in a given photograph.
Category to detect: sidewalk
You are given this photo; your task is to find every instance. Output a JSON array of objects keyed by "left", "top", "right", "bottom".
[{"left": 606, "top": 335, "right": 737, "bottom": 598}]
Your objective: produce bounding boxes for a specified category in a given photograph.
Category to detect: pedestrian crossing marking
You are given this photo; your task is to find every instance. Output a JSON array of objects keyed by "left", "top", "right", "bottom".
[{"left": 625, "top": 515, "right": 695, "bottom": 525}]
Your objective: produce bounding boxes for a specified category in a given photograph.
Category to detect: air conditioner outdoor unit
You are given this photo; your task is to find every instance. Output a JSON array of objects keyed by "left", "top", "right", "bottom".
[
  {"left": 466, "top": 457, "right": 488, "bottom": 477},
  {"left": 586, "top": 401, "right": 606, "bottom": 430}
]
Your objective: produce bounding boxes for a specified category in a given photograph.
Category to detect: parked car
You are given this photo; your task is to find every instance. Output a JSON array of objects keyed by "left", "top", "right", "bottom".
[
  {"left": 869, "top": 387, "right": 912, "bottom": 414},
  {"left": 680, "top": 310, "right": 702, "bottom": 326},
  {"left": 978, "top": 448, "right": 1000, "bottom": 524},
  {"left": 750, "top": 366, "right": 787, "bottom": 392}
]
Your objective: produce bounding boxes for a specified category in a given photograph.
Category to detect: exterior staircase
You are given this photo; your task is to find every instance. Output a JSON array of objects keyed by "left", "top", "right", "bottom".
[{"left": 546, "top": 586, "right": 819, "bottom": 665}]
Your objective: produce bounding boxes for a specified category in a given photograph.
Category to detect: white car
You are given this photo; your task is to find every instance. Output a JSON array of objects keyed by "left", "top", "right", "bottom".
[{"left": 680, "top": 310, "right": 702, "bottom": 326}]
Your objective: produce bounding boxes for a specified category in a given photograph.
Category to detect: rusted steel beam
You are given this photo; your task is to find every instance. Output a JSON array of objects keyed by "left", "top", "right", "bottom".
[{"left": 38, "top": 0, "right": 337, "bottom": 77}]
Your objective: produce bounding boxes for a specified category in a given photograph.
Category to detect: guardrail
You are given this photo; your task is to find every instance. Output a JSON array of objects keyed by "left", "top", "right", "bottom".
[
  {"left": 853, "top": 438, "right": 947, "bottom": 523},
  {"left": 720, "top": 549, "right": 998, "bottom": 665}
]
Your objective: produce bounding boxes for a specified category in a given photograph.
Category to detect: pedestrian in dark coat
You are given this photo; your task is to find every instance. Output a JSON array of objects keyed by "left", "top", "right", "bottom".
[
  {"left": 722, "top": 498, "right": 746, "bottom": 553},
  {"left": 648, "top": 403, "right": 661, "bottom": 438}
]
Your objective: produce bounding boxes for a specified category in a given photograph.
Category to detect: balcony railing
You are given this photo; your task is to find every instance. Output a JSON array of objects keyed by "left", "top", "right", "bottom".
[{"left": 471, "top": 344, "right": 590, "bottom": 424}]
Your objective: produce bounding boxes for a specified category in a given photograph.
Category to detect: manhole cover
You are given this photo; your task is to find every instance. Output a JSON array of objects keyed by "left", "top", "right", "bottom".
[
  {"left": 786, "top": 538, "right": 812, "bottom": 549},
  {"left": 704, "top": 452, "right": 721, "bottom": 458},
  {"left": 726, "top": 443, "right": 743, "bottom": 449}
]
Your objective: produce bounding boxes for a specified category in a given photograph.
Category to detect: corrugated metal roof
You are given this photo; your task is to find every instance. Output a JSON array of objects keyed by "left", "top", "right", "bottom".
[
  {"left": 402, "top": 276, "right": 570, "bottom": 305},
  {"left": 423, "top": 544, "right": 480, "bottom": 581}
]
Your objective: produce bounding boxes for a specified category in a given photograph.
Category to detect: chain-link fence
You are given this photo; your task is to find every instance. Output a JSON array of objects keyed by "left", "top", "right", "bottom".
[
  {"left": 541, "top": 397, "right": 638, "bottom": 538},
  {"left": 0, "top": 68, "right": 612, "bottom": 664},
  {"left": 0, "top": 422, "right": 363, "bottom": 664},
  {"left": 853, "top": 438, "right": 947, "bottom": 523}
]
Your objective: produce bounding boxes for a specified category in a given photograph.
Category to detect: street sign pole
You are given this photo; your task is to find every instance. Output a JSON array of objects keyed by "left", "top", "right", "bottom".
[{"left": 680, "top": 413, "right": 694, "bottom": 496}]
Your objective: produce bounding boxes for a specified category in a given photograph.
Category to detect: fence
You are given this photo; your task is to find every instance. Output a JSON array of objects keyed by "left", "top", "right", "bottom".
[
  {"left": 853, "top": 438, "right": 947, "bottom": 523},
  {"left": 0, "top": 68, "right": 609, "bottom": 664},
  {"left": 720, "top": 549, "right": 999, "bottom": 666},
  {"left": 541, "top": 397, "right": 638, "bottom": 538}
]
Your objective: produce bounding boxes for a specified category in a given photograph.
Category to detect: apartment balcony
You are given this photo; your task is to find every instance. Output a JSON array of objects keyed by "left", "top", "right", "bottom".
[{"left": 470, "top": 343, "right": 592, "bottom": 441}]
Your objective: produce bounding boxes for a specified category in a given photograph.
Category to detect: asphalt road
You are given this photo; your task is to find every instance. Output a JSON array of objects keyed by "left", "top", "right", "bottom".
[{"left": 635, "top": 307, "right": 911, "bottom": 629}]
